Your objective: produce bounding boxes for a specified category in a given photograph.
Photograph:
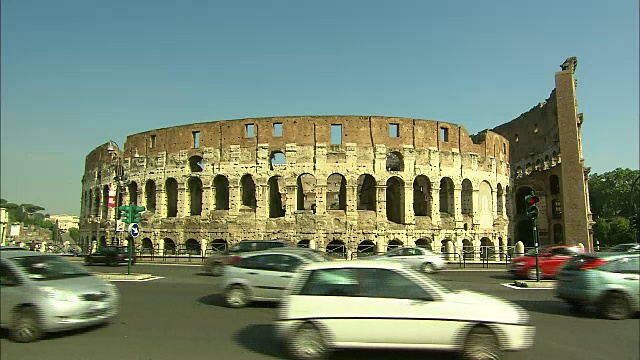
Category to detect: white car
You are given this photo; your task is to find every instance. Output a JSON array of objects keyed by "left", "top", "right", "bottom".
[
  {"left": 275, "top": 260, "right": 535, "bottom": 360},
  {"left": 368, "top": 246, "right": 446, "bottom": 273}
]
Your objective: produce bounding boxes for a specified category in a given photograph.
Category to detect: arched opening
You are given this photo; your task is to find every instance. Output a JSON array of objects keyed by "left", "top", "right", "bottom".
[
  {"left": 357, "top": 240, "right": 376, "bottom": 257},
  {"left": 141, "top": 238, "right": 153, "bottom": 254},
  {"left": 439, "top": 178, "right": 454, "bottom": 214},
  {"left": 99, "top": 235, "right": 107, "bottom": 247},
  {"left": 145, "top": 180, "right": 156, "bottom": 212},
  {"left": 544, "top": 155, "right": 550, "bottom": 169},
  {"left": 516, "top": 166, "right": 523, "bottom": 178},
  {"left": 386, "top": 177, "right": 405, "bottom": 224},
  {"left": 551, "top": 151, "right": 558, "bottom": 166},
  {"left": 270, "top": 151, "right": 286, "bottom": 169},
  {"left": 214, "top": 175, "right": 230, "bottom": 210},
  {"left": 163, "top": 238, "right": 176, "bottom": 255},
  {"left": 297, "top": 174, "right": 316, "bottom": 211},
  {"left": 166, "top": 178, "right": 178, "bottom": 217},
  {"left": 101, "top": 185, "right": 109, "bottom": 218},
  {"left": 357, "top": 174, "right": 376, "bottom": 211},
  {"left": 413, "top": 176, "right": 431, "bottom": 216},
  {"left": 241, "top": 174, "right": 257, "bottom": 208},
  {"left": 462, "top": 239, "right": 474, "bottom": 260},
  {"left": 505, "top": 186, "right": 511, "bottom": 217},
  {"left": 326, "top": 240, "right": 346, "bottom": 259},
  {"left": 189, "top": 155, "right": 204, "bottom": 172},
  {"left": 461, "top": 179, "right": 473, "bottom": 215},
  {"left": 210, "top": 239, "right": 228, "bottom": 252},
  {"left": 550, "top": 175, "right": 560, "bottom": 195},
  {"left": 297, "top": 239, "right": 310, "bottom": 248},
  {"left": 525, "top": 163, "right": 533, "bottom": 175},
  {"left": 268, "top": 176, "right": 286, "bottom": 218},
  {"left": 415, "top": 238, "right": 432, "bottom": 251},
  {"left": 386, "top": 151, "right": 404, "bottom": 171},
  {"left": 387, "top": 239, "right": 403, "bottom": 252},
  {"left": 496, "top": 184, "right": 504, "bottom": 215},
  {"left": 480, "top": 237, "right": 494, "bottom": 260},
  {"left": 326, "top": 173, "right": 346, "bottom": 210},
  {"left": 517, "top": 219, "right": 534, "bottom": 248},
  {"left": 553, "top": 224, "right": 564, "bottom": 244},
  {"left": 535, "top": 159, "right": 542, "bottom": 171},
  {"left": 87, "top": 189, "right": 93, "bottom": 217},
  {"left": 127, "top": 182, "right": 138, "bottom": 205},
  {"left": 188, "top": 177, "right": 203, "bottom": 216},
  {"left": 185, "top": 239, "right": 201, "bottom": 255}
]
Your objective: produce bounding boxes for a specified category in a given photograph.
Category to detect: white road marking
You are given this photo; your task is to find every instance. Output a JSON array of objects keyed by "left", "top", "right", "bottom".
[
  {"left": 109, "top": 276, "right": 165, "bottom": 282},
  {"left": 501, "top": 283, "right": 554, "bottom": 290}
]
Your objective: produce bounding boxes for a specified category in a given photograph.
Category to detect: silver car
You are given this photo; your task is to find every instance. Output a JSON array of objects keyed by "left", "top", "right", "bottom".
[
  {"left": 221, "top": 248, "right": 329, "bottom": 308},
  {"left": 0, "top": 250, "right": 120, "bottom": 342},
  {"left": 369, "top": 247, "right": 447, "bottom": 273}
]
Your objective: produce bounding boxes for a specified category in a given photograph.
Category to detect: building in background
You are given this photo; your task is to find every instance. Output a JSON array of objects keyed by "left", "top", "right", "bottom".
[
  {"left": 47, "top": 214, "right": 80, "bottom": 231},
  {"left": 78, "top": 57, "right": 593, "bottom": 257}
]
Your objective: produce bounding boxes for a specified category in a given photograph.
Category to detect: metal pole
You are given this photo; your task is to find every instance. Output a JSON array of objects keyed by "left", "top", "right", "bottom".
[
  {"left": 127, "top": 232, "right": 133, "bottom": 275},
  {"left": 533, "top": 217, "right": 540, "bottom": 282},
  {"left": 631, "top": 175, "right": 640, "bottom": 244}
]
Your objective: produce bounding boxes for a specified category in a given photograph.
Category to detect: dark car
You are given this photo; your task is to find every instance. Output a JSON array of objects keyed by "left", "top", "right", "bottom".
[
  {"left": 202, "top": 240, "right": 289, "bottom": 276},
  {"left": 85, "top": 246, "right": 136, "bottom": 267},
  {"left": 607, "top": 243, "right": 640, "bottom": 253}
]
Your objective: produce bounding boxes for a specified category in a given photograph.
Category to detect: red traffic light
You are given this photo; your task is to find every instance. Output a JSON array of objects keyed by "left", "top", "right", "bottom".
[{"left": 525, "top": 193, "right": 540, "bottom": 206}]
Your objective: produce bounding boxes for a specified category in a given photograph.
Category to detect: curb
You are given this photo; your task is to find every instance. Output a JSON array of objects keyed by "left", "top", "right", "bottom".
[
  {"left": 94, "top": 273, "right": 154, "bottom": 281},
  {"left": 512, "top": 280, "right": 556, "bottom": 288}
]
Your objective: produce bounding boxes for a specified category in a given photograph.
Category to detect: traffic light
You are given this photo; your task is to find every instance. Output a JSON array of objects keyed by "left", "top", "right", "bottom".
[
  {"left": 525, "top": 191, "right": 540, "bottom": 219},
  {"left": 119, "top": 205, "right": 132, "bottom": 224},
  {"left": 630, "top": 215, "right": 638, "bottom": 230},
  {"left": 131, "top": 205, "right": 145, "bottom": 224}
]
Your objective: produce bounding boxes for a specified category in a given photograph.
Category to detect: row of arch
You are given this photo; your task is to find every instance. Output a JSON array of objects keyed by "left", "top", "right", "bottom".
[
  {"left": 515, "top": 152, "right": 560, "bottom": 178},
  {"left": 83, "top": 173, "right": 511, "bottom": 224}
]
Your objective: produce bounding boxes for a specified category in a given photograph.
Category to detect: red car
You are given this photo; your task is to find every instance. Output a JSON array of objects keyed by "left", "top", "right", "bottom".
[{"left": 509, "top": 245, "right": 582, "bottom": 279}]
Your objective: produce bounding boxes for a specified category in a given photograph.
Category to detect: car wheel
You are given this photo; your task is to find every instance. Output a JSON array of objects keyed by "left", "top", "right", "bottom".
[
  {"left": 211, "top": 263, "right": 224, "bottom": 276},
  {"left": 10, "top": 308, "right": 43, "bottom": 343},
  {"left": 224, "top": 285, "right": 249, "bottom": 308},
  {"left": 462, "top": 326, "right": 501, "bottom": 360},
  {"left": 601, "top": 292, "right": 631, "bottom": 320},
  {"left": 287, "top": 322, "right": 329, "bottom": 360},
  {"left": 421, "top": 262, "right": 436, "bottom": 274}
]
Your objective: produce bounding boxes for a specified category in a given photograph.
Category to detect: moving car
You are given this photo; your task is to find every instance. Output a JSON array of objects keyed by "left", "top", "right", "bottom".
[
  {"left": 0, "top": 250, "right": 120, "bottom": 342},
  {"left": 508, "top": 245, "right": 581, "bottom": 279},
  {"left": 203, "top": 240, "right": 289, "bottom": 276},
  {"left": 275, "top": 260, "right": 535, "bottom": 360},
  {"left": 221, "top": 248, "right": 329, "bottom": 308},
  {"left": 607, "top": 243, "right": 640, "bottom": 253},
  {"left": 556, "top": 252, "right": 640, "bottom": 320},
  {"left": 368, "top": 246, "right": 446, "bottom": 273},
  {"left": 85, "top": 246, "right": 136, "bottom": 266}
]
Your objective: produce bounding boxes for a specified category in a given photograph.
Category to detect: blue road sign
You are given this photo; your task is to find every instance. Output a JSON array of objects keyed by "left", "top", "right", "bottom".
[{"left": 128, "top": 223, "right": 141, "bottom": 238}]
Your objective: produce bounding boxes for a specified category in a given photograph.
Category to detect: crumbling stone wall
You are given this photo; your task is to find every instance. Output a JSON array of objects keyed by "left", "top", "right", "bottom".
[{"left": 80, "top": 116, "right": 511, "bottom": 257}]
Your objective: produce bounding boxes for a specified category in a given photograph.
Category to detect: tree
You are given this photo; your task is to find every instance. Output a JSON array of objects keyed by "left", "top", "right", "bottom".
[
  {"left": 589, "top": 168, "right": 640, "bottom": 219},
  {"left": 21, "top": 204, "right": 46, "bottom": 219}
]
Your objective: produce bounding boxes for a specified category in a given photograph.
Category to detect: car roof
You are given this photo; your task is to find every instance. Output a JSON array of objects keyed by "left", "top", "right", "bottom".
[
  {"left": 300, "top": 259, "right": 406, "bottom": 271},
  {"left": 578, "top": 252, "right": 640, "bottom": 259},
  {"left": 240, "top": 247, "right": 323, "bottom": 256}
]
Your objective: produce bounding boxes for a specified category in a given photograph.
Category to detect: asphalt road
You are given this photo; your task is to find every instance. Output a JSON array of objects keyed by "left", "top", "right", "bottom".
[{"left": 1, "top": 264, "right": 638, "bottom": 360}]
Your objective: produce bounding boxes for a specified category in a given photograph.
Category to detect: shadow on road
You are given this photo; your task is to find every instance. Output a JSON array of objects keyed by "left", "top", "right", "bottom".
[
  {"left": 0, "top": 322, "right": 109, "bottom": 342},
  {"left": 513, "top": 299, "right": 600, "bottom": 319},
  {"left": 235, "top": 324, "right": 462, "bottom": 360}
]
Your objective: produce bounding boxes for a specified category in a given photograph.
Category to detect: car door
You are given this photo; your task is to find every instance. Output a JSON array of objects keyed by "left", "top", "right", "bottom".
[
  {"left": 249, "top": 254, "right": 302, "bottom": 300},
  {"left": 0, "top": 261, "right": 23, "bottom": 328},
  {"left": 544, "top": 247, "right": 575, "bottom": 276},
  {"left": 609, "top": 256, "right": 640, "bottom": 309}
]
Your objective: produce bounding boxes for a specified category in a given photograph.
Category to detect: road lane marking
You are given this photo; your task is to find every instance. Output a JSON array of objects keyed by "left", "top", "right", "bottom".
[
  {"left": 109, "top": 276, "right": 165, "bottom": 282},
  {"left": 501, "top": 283, "right": 554, "bottom": 290}
]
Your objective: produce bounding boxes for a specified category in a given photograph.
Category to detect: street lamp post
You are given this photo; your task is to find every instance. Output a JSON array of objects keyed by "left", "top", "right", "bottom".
[
  {"left": 108, "top": 141, "right": 127, "bottom": 247},
  {"left": 631, "top": 175, "right": 640, "bottom": 244}
]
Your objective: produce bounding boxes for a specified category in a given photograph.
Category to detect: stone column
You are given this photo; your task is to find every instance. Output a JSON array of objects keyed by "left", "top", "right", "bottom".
[
  {"left": 453, "top": 185, "right": 463, "bottom": 223},
  {"left": 156, "top": 184, "right": 166, "bottom": 218},
  {"left": 404, "top": 183, "right": 415, "bottom": 225},
  {"left": 430, "top": 187, "right": 441, "bottom": 224},
  {"left": 178, "top": 183, "right": 188, "bottom": 217}
]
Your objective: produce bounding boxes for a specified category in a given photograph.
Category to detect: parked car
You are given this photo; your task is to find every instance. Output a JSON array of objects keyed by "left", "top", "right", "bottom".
[
  {"left": 221, "top": 248, "right": 330, "bottom": 308},
  {"left": 367, "top": 246, "right": 446, "bottom": 273},
  {"left": 0, "top": 250, "right": 120, "bottom": 342},
  {"left": 85, "top": 246, "right": 136, "bottom": 267},
  {"left": 508, "top": 245, "right": 581, "bottom": 279},
  {"left": 556, "top": 252, "right": 640, "bottom": 320},
  {"left": 607, "top": 243, "right": 640, "bottom": 253},
  {"left": 203, "top": 240, "right": 289, "bottom": 276},
  {"left": 275, "top": 260, "right": 535, "bottom": 360}
]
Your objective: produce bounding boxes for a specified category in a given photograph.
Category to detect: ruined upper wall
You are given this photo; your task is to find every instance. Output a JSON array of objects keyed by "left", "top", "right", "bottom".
[
  {"left": 492, "top": 90, "right": 560, "bottom": 167},
  {"left": 84, "top": 142, "right": 123, "bottom": 173},
  {"left": 117, "top": 115, "right": 509, "bottom": 161}
]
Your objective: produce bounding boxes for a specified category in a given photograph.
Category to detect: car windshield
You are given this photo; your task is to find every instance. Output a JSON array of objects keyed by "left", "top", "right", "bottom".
[
  {"left": 524, "top": 246, "right": 553, "bottom": 256},
  {"left": 11, "top": 255, "right": 92, "bottom": 281},
  {"left": 408, "top": 268, "right": 456, "bottom": 294},
  {"left": 297, "top": 250, "right": 332, "bottom": 262},
  {"left": 609, "top": 244, "right": 639, "bottom": 252}
]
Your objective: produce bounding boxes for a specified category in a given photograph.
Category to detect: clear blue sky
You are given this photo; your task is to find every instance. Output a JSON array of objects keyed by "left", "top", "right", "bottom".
[{"left": 1, "top": 0, "right": 638, "bottom": 216}]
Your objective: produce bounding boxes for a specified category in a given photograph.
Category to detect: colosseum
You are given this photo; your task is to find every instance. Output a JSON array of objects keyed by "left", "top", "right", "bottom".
[{"left": 79, "top": 57, "right": 593, "bottom": 259}]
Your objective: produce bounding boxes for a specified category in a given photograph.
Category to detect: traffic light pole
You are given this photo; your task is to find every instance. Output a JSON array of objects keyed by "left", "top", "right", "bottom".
[
  {"left": 127, "top": 232, "right": 133, "bottom": 275},
  {"left": 532, "top": 217, "right": 540, "bottom": 282}
]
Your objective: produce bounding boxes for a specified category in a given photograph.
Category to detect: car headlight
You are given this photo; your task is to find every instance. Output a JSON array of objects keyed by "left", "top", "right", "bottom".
[{"left": 41, "top": 287, "right": 81, "bottom": 303}]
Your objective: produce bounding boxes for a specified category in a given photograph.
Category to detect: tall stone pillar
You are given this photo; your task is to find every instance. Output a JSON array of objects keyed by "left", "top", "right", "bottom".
[
  {"left": 430, "top": 187, "right": 441, "bottom": 224},
  {"left": 404, "top": 184, "right": 415, "bottom": 225}
]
